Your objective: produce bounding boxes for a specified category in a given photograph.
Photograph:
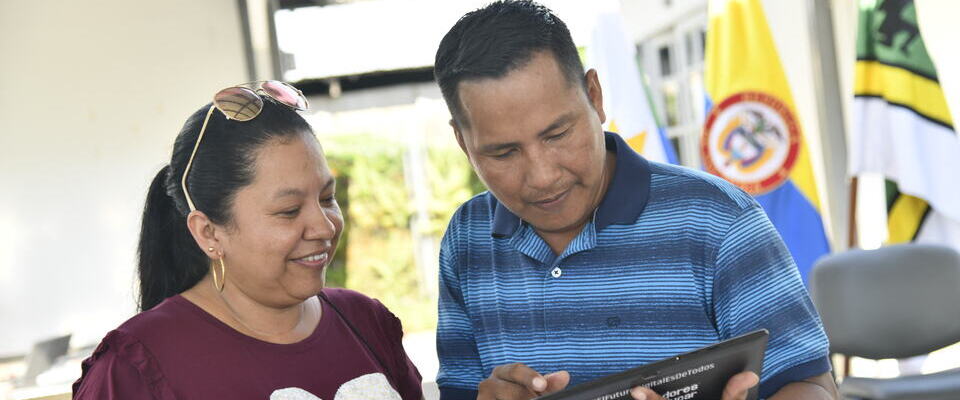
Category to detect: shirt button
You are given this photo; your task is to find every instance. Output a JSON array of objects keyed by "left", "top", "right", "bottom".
[{"left": 551, "top": 267, "right": 562, "bottom": 278}]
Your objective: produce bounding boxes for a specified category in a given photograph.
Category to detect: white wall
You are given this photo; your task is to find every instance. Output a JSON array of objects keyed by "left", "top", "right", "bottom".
[
  {"left": 275, "top": 0, "right": 617, "bottom": 82},
  {"left": 621, "top": 0, "right": 708, "bottom": 40},
  {"left": 917, "top": 0, "right": 960, "bottom": 122},
  {"left": 0, "top": 0, "right": 248, "bottom": 356}
]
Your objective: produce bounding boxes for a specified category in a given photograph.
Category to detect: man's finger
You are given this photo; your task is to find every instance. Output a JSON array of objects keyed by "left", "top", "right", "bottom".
[
  {"left": 721, "top": 371, "right": 760, "bottom": 400},
  {"left": 629, "top": 386, "right": 664, "bottom": 400},
  {"left": 543, "top": 371, "right": 570, "bottom": 393},
  {"left": 494, "top": 363, "right": 548, "bottom": 392},
  {"left": 491, "top": 378, "right": 538, "bottom": 399}
]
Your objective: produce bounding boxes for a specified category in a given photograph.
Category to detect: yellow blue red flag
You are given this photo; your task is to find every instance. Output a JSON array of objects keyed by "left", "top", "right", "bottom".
[{"left": 703, "top": 0, "right": 829, "bottom": 283}]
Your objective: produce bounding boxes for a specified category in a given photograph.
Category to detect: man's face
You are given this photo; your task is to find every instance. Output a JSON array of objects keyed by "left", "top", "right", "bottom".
[{"left": 455, "top": 51, "right": 608, "bottom": 236}]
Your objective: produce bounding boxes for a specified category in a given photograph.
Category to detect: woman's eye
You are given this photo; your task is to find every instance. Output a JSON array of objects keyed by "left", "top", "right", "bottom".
[{"left": 320, "top": 195, "right": 336, "bottom": 205}]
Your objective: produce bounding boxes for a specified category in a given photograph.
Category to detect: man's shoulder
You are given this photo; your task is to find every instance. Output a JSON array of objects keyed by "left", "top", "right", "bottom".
[
  {"left": 446, "top": 191, "right": 496, "bottom": 231},
  {"left": 645, "top": 161, "right": 756, "bottom": 212}
]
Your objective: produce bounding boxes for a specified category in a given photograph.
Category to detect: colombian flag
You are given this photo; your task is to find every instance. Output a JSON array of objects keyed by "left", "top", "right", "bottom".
[{"left": 703, "top": 0, "right": 829, "bottom": 283}]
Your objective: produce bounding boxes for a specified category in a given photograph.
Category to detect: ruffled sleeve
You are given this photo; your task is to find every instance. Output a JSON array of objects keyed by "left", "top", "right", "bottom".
[
  {"left": 323, "top": 289, "right": 423, "bottom": 400},
  {"left": 72, "top": 330, "right": 176, "bottom": 400},
  {"left": 372, "top": 299, "right": 424, "bottom": 400}
]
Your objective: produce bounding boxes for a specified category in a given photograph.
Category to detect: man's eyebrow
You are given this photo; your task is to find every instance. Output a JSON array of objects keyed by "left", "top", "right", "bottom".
[
  {"left": 536, "top": 112, "right": 576, "bottom": 138},
  {"left": 479, "top": 140, "right": 521, "bottom": 154}
]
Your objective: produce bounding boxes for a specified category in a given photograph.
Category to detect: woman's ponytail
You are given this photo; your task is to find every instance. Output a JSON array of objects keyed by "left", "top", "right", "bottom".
[{"left": 136, "top": 166, "right": 206, "bottom": 311}]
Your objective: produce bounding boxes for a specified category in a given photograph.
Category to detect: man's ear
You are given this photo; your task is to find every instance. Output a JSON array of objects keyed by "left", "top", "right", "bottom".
[
  {"left": 584, "top": 68, "right": 606, "bottom": 124},
  {"left": 451, "top": 119, "right": 471, "bottom": 160},
  {"left": 186, "top": 210, "right": 221, "bottom": 259}
]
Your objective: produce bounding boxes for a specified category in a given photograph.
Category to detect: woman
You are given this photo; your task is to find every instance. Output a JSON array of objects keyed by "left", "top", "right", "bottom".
[{"left": 73, "top": 82, "right": 422, "bottom": 399}]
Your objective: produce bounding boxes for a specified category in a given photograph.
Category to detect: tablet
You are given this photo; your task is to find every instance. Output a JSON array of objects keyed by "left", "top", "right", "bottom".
[{"left": 534, "top": 329, "right": 768, "bottom": 400}]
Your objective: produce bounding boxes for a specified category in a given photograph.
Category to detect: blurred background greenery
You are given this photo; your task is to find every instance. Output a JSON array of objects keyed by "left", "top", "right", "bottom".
[{"left": 323, "top": 133, "right": 485, "bottom": 332}]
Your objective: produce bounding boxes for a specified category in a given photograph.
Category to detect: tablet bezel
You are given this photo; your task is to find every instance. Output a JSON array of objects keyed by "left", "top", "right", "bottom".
[{"left": 534, "top": 329, "right": 769, "bottom": 400}]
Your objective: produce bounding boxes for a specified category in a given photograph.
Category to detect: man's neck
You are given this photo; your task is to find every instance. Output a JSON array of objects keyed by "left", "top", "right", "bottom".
[
  {"left": 537, "top": 150, "right": 617, "bottom": 256},
  {"left": 538, "top": 228, "right": 582, "bottom": 256}
]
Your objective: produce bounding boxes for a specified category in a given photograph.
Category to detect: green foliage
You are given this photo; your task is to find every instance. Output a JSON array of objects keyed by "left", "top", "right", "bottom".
[
  {"left": 324, "top": 173, "right": 350, "bottom": 288},
  {"left": 423, "top": 147, "right": 487, "bottom": 236},
  {"left": 321, "top": 133, "right": 484, "bottom": 332}
]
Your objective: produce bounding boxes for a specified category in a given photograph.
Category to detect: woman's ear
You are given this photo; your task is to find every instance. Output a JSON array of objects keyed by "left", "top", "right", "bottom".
[{"left": 186, "top": 210, "right": 221, "bottom": 259}]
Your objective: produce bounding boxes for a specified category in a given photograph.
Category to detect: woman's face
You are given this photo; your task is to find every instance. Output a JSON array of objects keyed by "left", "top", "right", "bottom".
[{"left": 215, "top": 133, "right": 343, "bottom": 307}]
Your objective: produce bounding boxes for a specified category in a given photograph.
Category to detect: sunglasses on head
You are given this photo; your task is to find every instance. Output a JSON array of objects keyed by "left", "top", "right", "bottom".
[{"left": 180, "top": 81, "right": 309, "bottom": 212}]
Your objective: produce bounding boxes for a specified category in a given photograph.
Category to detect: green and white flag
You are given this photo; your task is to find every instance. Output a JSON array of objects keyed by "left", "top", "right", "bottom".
[{"left": 850, "top": 0, "right": 960, "bottom": 249}]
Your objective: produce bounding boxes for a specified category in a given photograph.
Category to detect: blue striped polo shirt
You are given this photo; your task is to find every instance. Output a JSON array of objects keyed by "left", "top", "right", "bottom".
[{"left": 435, "top": 132, "right": 831, "bottom": 399}]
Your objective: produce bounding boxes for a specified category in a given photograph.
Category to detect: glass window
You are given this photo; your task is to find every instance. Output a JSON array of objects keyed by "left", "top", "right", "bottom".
[
  {"left": 700, "top": 30, "right": 707, "bottom": 61},
  {"left": 662, "top": 81, "right": 679, "bottom": 127},
  {"left": 638, "top": 11, "right": 707, "bottom": 168},
  {"left": 658, "top": 45, "right": 673, "bottom": 77}
]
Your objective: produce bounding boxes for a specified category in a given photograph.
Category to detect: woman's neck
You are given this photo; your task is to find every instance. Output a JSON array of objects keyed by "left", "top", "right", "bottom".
[{"left": 181, "top": 275, "right": 321, "bottom": 344}]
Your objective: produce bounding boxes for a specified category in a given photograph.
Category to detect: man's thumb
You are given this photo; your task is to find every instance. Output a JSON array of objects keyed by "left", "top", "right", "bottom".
[{"left": 543, "top": 371, "right": 571, "bottom": 392}]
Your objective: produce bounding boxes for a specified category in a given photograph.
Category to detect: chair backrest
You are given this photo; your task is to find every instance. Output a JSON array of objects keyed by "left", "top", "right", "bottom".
[{"left": 810, "top": 243, "right": 960, "bottom": 360}]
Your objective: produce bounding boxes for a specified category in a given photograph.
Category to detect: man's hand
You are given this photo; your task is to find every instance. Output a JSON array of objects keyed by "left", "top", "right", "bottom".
[
  {"left": 629, "top": 372, "right": 760, "bottom": 400},
  {"left": 477, "top": 363, "right": 570, "bottom": 400}
]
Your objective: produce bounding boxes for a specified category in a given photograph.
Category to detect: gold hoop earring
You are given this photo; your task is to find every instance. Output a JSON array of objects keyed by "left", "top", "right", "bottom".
[{"left": 212, "top": 257, "right": 226, "bottom": 292}]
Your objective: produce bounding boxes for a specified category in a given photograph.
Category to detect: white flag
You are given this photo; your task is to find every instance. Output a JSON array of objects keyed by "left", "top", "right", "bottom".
[{"left": 587, "top": 13, "right": 677, "bottom": 164}]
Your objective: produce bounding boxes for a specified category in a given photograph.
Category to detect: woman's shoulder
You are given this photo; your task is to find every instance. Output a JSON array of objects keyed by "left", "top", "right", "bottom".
[
  {"left": 88, "top": 295, "right": 215, "bottom": 367},
  {"left": 72, "top": 328, "right": 174, "bottom": 399},
  {"left": 73, "top": 295, "right": 219, "bottom": 399},
  {"left": 321, "top": 288, "right": 391, "bottom": 315},
  {"left": 112, "top": 295, "right": 197, "bottom": 339},
  {"left": 320, "top": 288, "right": 400, "bottom": 334}
]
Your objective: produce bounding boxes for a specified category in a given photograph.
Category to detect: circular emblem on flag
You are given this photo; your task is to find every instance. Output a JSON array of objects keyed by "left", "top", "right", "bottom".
[{"left": 701, "top": 91, "right": 800, "bottom": 195}]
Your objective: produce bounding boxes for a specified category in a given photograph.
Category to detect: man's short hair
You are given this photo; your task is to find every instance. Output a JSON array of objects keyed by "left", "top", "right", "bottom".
[{"left": 434, "top": 0, "right": 587, "bottom": 128}]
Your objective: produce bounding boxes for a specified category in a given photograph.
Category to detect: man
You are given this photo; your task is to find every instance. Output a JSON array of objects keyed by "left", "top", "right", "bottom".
[{"left": 433, "top": 1, "right": 839, "bottom": 399}]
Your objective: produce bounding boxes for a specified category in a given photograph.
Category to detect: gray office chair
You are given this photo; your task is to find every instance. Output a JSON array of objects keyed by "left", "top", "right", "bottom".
[{"left": 810, "top": 243, "right": 960, "bottom": 400}]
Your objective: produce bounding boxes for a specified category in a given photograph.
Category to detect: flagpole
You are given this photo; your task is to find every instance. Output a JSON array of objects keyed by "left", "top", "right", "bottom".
[
  {"left": 848, "top": 177, "right": 858, "bottom": 249},
  {"left": 809, "top": 0, "right": 853, "bottom": 379},
  {"left": 808, "top": 0, "right": 851, "bottom": 253},
  {"left": 844, "top": 176, "right": 858, "bottom": 379}
]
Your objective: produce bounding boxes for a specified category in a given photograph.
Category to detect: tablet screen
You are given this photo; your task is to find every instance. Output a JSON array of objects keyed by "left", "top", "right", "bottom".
[{"left": 535, "top": 329, "right": 768, "bottom": 400}]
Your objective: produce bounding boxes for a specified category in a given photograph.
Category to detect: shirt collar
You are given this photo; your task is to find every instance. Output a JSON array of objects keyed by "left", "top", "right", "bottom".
[{"left": 490, "top": 131, "right": 652, "bottom": 238}]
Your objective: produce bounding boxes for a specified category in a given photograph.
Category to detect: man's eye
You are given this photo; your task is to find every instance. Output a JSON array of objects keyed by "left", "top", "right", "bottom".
[
  {"left": 493, "top": 149, "right": 516, "bottom": 159},
  {"left": 548, "top": 130, "right": 569, "bottom": 141}
]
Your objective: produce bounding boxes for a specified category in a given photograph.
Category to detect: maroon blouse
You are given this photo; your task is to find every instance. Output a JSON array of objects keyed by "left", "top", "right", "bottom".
[{"left": 73, "top": 288, "right": 422, "bottom": 399}]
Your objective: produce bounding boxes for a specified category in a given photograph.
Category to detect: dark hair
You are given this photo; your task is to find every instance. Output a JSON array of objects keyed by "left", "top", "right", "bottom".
[
  {"left": 137, "top": 97, "right": 313, "bottom": 311},
  {"left": 434, "top": 0, "right": 586, "bottom": 128}
]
